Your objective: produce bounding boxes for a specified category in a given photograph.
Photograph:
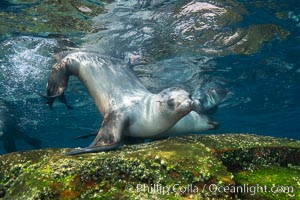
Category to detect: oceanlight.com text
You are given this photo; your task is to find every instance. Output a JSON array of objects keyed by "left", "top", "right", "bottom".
[{"left": 135, "top": 183, "right": 295, "bottom": 197}]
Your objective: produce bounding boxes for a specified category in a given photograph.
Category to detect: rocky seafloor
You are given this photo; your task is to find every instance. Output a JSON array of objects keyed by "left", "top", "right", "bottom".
[{"left": 0, "top": 134, "right": 299, "bottom": 199}]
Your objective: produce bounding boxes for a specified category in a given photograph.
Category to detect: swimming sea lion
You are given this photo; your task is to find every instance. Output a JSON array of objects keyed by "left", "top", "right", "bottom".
[
  {"left": 43, "top": 52, "right": 222, "bottom": 155},
  {"left": 0, "top": 99, "right": 41, "bottom": 153}
]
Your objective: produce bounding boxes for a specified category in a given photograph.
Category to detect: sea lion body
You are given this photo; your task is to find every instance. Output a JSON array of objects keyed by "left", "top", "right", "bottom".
[{"left": 44, "top": 52, "right": 221, "bottom": 155}]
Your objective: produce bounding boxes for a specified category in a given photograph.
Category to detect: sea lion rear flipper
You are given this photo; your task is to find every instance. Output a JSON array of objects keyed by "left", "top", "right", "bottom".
[
  {"left": 73, "top": 131, "right": 98, "bottom": 140},
  {"left": 40, "top": 61, "right": 72, "bottom": 109},
  {"left": 3, "top": 140, "right": 16, "bottom": 153},
  {"left": 57, "top": 93, "right": 73, "bottom": 110},
  {"left": 65, "top": 112, "right": 128, "bottom": 155},
  {"left": 38, "top": 92, "right": 72, "bottom": 110}
]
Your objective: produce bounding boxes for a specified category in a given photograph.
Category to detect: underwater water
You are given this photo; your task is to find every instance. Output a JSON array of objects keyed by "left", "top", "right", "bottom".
[{"left": 0, "top": 0, "right": 299, "bottom": 154}]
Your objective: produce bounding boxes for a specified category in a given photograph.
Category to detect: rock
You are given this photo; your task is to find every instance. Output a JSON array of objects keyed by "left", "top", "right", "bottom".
[
  {"left": 0, "top": 186, "right": 5, "bottom": 198},
  {"left": 0, "top": 0, "right": 105, "bottom": 36},
  {"left": 78, "top": 6, "right": 92, "bottom": 13},
  {"left": 0, "top": 134, "right": 299, "bottom": 199},
  {"left": 228, "top": 24, "right": 289, "bottom": 55}
]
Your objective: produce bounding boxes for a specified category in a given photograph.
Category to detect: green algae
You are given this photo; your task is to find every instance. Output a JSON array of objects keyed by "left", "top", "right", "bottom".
[
  {"left": 0, "top": 0, "right": 106, "bottom": 36},
  {"left": 197, "top": 134, "right": 300, "bottom": 151},
  {"left": 229, "top": 24, "right": 289, "bottom": 55},
  {"left": 164, "top": 0, "right": 289, "bottom": 57},
  {"left": 1, "top": 0, "right": 289, "bottom": 59},
  {"left": 235, "top": 166, "right": 299, "bottom": 200},
  {"left": 0, "top": 134, "right": 299, "bottom": 199}
]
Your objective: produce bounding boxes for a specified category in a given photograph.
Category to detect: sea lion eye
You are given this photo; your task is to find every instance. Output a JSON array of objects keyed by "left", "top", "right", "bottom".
[{"left": 167, "top": 98, "right": 175, "bottom": 107}]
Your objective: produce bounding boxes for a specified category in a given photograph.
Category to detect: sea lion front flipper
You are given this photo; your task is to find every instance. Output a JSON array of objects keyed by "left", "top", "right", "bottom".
[{"left": 65, "top": 111, "right": 128, "bottom": 155}]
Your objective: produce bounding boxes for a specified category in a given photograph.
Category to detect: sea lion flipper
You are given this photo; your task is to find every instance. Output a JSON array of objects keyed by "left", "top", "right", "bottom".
[
  {"left": 64, "top": 111, "right": 127, "bottom": 155},
  {"left": 57, "top": 93, "right": 72, "bottom": 110},
  {"left": 41, "top": 61, "right": 71, "bottom": 109},
  {"left": 38, "top": 92, "right": 72, "bottom": 109},
  {"left": 73, "top": 131, "right": 98, "bottom": 140},
  {"left": 64, "top": 142, "right": 122, "bottom": 155},
  {"left": 38, "top": 92, "right": 59, "bottom": 108}
]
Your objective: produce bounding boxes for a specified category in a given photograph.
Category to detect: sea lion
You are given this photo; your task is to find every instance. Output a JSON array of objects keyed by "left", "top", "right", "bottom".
[
  {"left": 43, "top": 52, "right": 222, "bottom": 155},
  {"left": 0, "top": 99, "right": 41, "bottom": 153}
]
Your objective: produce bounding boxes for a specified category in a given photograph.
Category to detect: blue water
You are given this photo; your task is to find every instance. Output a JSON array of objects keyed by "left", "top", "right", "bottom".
[{"left": 0, "top": 0, "right": 299, "bottom": 154}]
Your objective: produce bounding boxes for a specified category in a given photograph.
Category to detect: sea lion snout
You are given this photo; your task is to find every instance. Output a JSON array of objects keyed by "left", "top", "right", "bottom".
[
  {"left": 181, "top": 98, "right": 194, "bottom": 111},
  {"left": 173, "top": 94, "right": 194, "bottom": 115}
]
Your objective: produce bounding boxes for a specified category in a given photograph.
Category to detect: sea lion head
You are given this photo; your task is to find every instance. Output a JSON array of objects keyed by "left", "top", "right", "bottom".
[{"left": 157, "top": 87, "right": 193, "bottom": 118}]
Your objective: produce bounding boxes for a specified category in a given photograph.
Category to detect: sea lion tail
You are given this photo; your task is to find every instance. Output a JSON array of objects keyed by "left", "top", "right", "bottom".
[{"left": 193, "top": 88, "right": 228, "bottom": 115}]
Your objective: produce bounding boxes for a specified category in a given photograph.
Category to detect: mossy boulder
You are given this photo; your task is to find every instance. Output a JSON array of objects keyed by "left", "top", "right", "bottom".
[
  {"left": 0, "top": 134, "right": 299, "bottom": 199},
  {"left": 0, "top": 0, "right": 106, "bottom": 36}
]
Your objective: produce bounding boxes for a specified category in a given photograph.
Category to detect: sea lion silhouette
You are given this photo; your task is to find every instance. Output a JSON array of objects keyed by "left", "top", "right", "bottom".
[{"left": 0, "top": 99, "right": 41, "bottom": 153}]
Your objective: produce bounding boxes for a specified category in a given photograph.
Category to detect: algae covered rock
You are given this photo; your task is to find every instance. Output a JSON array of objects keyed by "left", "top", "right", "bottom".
[
  {"left": 0, "top": 0, "right": 106, "bottom": 36},
  {"left": 0, "top": 134, "right": 299, "bottom": 199}
]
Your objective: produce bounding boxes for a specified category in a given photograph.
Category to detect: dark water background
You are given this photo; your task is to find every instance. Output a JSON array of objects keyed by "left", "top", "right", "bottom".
[{"left": 0, "top": 0, "right": 299, "bottom": 154}]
